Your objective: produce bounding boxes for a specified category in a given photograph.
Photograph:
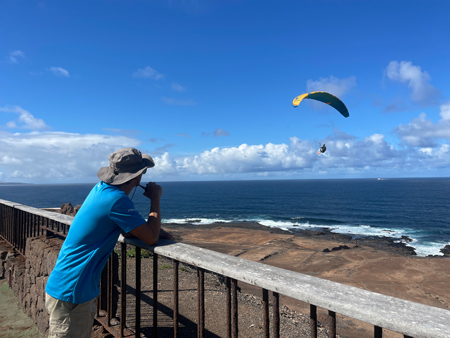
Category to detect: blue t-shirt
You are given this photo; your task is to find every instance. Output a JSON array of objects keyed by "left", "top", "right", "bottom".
[{"left": 46, "top": 181, "right": 146, "bottom": 304}]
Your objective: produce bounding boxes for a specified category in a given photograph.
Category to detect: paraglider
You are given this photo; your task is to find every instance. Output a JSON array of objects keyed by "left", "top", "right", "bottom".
[{"left": 292, "top": 91, "right": 349, "bottom": 118}]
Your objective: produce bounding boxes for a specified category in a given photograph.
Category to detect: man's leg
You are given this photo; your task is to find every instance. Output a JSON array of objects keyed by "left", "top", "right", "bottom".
[{"left": 45, "top": 293, "right": 96, "bottom": 338}]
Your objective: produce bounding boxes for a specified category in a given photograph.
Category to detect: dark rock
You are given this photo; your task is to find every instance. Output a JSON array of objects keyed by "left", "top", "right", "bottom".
[
  {"left": 440, "top": 245, "right": 450, "bottom": 256},
  {"left": 60, "top": 203, "right": 74, "bottom": 215},
  {"left": 331, "top": 245, "right": 350, "bottom": 251}
]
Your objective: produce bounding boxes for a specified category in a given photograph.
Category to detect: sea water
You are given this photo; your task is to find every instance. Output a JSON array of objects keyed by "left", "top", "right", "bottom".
[{"left": 0, "top": 178, "right": 449, "bottom": 257}]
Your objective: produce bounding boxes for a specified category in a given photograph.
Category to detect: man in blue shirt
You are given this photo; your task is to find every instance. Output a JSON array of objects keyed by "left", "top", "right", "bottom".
[{"left": 45, "top": 147, "right": 173, "bottom": 337}]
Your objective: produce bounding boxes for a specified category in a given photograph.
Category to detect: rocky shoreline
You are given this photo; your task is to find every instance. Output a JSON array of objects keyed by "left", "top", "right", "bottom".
[
  {"left": 53, "top": 203, "right": 448, "bottom": 257},
  {"left": 164, "top": 220, "right": 422, "bottom": 256}
]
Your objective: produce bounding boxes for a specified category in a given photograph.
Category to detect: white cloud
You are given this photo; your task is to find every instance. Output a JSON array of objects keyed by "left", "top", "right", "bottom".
[
  {"left": 8, "top": 50, "right": 25, "bottom": 64},
  {"left": 394, "top": 103, "right": 450, "bottom": 147},
  {"left": 0, "top": 106, "right": 49, "bottom": 130},
  {"left": 0, "top": 131, "right": 141, "bottom": 182},
  {"left": 439, "top": 102, "right": 450, "bottom": 121},
  {"left": 171, "top": 82, "right": 185, "bottom": 92},
  {"left": 214, "top": 128, "right": 230, "bottom": 137},
  {"left": 161, "top": 97, "right": 196, "bottom": 106},
  {"left": 46, "top": 67, "right": 70, "bottom": 77},
  {"left": 385, "top": 61, "right": 440, "bottom": 105},
  {"left": 133, "top": 66, "right": 164, "bottom": 80},
  {"left": 306, "top": 76, "right": 356, "bottom": 97}
]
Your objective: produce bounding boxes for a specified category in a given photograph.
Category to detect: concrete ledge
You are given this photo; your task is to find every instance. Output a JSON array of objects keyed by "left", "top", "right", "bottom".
[
  {"left": 121, "top": 236, "right": 450, "bottom": 338},
  {"left": 0, "top": 199, "right": 74, "bottom": 225}
]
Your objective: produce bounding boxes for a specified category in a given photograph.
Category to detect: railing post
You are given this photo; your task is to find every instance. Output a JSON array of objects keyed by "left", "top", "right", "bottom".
[
  {"left": 375, "top": 325, "right": 382, "bottom": 338},
  {"left": 173, "top": 260, "right": 179, "bottom": 338},
  {"left": 197, "top": 267, "right": 205, "bottom": 338},
  {"left": 120, "top": 242, "right": 127, "bottom": 337},
  {"left": 272, "top": 291, "right": 280, "bottom": 338},
  {"left": 231, "top": 278, "right": 238, "bottom": 338},
  {"left": 226, "top": 277, "right": 231, "bottom": 338},
  {"left": 328, "top": 310, "right": 336, "bottom": 338},
  {"left": 310, "top": 304, "right": 317, "bottom": 338},
  {"left": 263, "top": 289, "right": 269, "bottom": 338},
  {"left": 153, "top": 253, "right": 158, "bottom": 337},
  {"left": 107, "top": 255, "right": 113, "bottom": 326},
  {"left": 135, "top": 247, "right": 141, "bottom": 338}
]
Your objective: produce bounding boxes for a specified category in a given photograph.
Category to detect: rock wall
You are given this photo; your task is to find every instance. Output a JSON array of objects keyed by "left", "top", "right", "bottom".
[
  {"left": 0, "top": 236, "right": 119, "bottom": 337},
  {"left": 0, "top": 237, "right": 61, "bottom": 336}
]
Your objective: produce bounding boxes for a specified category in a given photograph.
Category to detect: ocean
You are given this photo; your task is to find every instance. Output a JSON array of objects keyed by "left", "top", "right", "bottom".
[{"left": 0, "top": 178, "right": 449, "bottom": 257}]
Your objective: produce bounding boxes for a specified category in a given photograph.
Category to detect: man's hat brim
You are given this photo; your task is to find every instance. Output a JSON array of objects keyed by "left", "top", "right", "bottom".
[{"left": 97, "top": 154, "right": 154, "bottom": 186}]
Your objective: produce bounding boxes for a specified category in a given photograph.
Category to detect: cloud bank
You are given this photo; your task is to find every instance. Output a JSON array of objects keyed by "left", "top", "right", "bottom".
[{"left": 1, "top": 105, "right": 449, "bottom": 183}]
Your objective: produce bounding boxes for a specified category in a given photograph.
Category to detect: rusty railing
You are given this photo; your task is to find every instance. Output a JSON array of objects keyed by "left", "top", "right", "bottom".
[{"left": 1, "top": 198, "right": 450, "bottom": 338}]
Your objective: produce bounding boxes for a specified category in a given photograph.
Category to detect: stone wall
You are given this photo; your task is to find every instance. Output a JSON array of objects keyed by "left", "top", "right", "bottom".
[
  {"left": 0, "top": 236, "right": 119, "bottom": 337},
  {"left": 0, "top": 236, "right": 61, "bottom": 336}
]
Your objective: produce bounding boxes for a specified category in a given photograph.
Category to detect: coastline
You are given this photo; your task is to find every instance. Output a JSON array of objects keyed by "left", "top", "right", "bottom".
[{"left": 164, "top": 220, "right": 421, "bottom": 256}]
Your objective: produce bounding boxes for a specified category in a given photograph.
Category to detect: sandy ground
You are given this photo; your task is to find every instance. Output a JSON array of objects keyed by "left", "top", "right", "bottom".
[{"left": 158, "top": 222, "right": 450, "bottom": 338}]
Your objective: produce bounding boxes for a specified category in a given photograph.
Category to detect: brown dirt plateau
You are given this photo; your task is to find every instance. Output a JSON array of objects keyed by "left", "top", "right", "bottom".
[{"left": 158, "top": 222, "right": 450, "bottom": 338}]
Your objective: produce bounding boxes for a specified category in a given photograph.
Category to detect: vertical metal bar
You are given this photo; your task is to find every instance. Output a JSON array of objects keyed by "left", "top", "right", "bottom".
[
  {"left": 107, "top": 255, "right": 113, "bottom": 326},
  {"left": 262, "top": 289, "right": 269, "bottom": 338},
  {"left": 374, "top": 326, "right": 382, "bottom": 338},
  {"left": 17, "top": 210, "right": 22, "bottom": 252},
  {"left": 173, "top": 260, "right": 179, "bottom": 338},
  {"left": 328, "top": 310, "right": 336, "bottom": 338},
  {"left": 120, "top": 242, "right": 126, "bottom": 337},
  {"left": 97, "top": 275, "right": 101, "bottom": 318},
  {"left": 197, "top": 268, "right": 205, "bottom": 338},
  {"left": 310, "top": 304, "right": 317, "bottom": 338},
  {"left": 14, "top": 208, "right": 19, "bottom": 252},
  {"left": 18, "top": 209, "right": 23, "bottom": 253},
  {"left": 22, "top": 210, "right": 26, "bottom": 252},
  {"left": 135, "top": 247, "right": 141, "bottom": 338},
  {"left": 226, "top": 277, "right": 231, "bottom": 338},
  {"left": 30, "top": 213, "right": 34, "bottom": 238},
  {"left": 272, "top": 292, "right": 280, "bottom": 338},
  {"left": 231, "top": 278, "right": 238, "bottom": 338},
  {"left": 33, "top": 215, "right": 37, "bottom": 237},
  {"left": 153, "top": 253, "right": 158, "bottom": 338}
]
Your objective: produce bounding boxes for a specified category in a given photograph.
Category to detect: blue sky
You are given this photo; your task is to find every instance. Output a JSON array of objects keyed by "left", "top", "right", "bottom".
[{"left": 1, "top": 0, "right": 449, "bottom": 183}]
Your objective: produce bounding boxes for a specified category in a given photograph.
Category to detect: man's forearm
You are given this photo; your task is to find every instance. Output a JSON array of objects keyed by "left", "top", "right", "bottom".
[{"left": 148, "top": 199, "right": 161, "bottom": 229}]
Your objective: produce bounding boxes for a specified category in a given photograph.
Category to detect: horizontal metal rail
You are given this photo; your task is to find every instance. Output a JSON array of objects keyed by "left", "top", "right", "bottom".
[{"left": 1, "top": 198, "right": 450, "bottom": 337}]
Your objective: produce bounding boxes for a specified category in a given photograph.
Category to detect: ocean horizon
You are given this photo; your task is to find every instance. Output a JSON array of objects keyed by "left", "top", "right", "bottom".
[{"left": 1, "top": 177, "right": 449, "bottom": 257}]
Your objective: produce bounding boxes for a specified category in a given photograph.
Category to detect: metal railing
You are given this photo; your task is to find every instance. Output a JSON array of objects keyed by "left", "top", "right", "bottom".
[{"left": 1, "top": 198, "right": 450, "bottom": 338}]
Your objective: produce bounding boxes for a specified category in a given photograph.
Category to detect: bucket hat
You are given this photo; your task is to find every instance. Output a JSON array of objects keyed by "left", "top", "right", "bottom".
[{"left": 97, "top": 148, "right": 155, "bottom": 185}]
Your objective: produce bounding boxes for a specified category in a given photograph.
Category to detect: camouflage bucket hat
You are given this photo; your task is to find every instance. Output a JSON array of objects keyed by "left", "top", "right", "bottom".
[{"left": 97, "top": 148, "right": 155, "bottom": 185}]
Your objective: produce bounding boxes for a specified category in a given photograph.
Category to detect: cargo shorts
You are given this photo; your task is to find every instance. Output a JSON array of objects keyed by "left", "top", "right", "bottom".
[{"left": 45, "top": 292, "right": 96, "bottom": 338}]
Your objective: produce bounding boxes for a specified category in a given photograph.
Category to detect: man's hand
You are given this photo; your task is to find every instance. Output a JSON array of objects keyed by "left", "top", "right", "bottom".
[
  {"left": 159, "top": 228, "right": 175, "bottom": 241},
  {"left": 143, "top": 182, "right": 162, "bottom": 200}
]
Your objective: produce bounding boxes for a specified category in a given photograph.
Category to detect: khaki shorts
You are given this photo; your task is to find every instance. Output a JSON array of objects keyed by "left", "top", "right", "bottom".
[{"left": 45, "top": 293, "right": 97, "bottom": 338}]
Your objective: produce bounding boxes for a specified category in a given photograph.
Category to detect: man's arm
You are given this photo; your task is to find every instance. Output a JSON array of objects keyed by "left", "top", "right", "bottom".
[
  {"left": 129, "top": 198, "right": 161, "bottom": 245},
  {"left": 127, "top": 182, "right": 173, "bottom": 245}
]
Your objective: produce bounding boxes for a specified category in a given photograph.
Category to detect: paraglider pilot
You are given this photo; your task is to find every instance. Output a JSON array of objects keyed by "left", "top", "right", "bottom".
[{"left": 317, "top": 143, "right": 326, "bottom": 154}]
